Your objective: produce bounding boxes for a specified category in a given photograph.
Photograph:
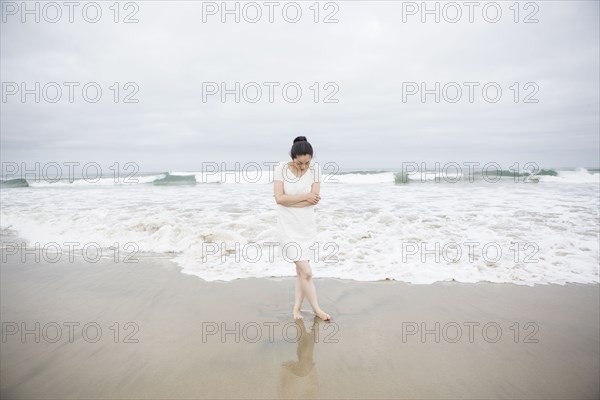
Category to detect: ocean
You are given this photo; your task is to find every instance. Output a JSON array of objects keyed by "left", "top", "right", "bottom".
[{"left": 1, "top": 165, "right": 598, "bottom": 285}]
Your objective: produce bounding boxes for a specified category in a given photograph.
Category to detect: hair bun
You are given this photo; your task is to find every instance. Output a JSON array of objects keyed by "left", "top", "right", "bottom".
[{"left": 293, "top": 136, "right": 308, "bottom": 143}]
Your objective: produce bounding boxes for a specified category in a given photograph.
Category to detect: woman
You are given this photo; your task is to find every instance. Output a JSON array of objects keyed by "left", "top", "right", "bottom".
[{"left": 273, "top": 136, "right": 331, "bottom": 321}]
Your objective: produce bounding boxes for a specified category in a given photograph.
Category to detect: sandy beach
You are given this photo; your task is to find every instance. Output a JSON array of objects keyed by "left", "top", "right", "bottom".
[
  {"left": 1, "top": 250, "right": 598, "bottom": 400},
  {"left": 2, "top": 0, "right": 599, "bottom": 398}
]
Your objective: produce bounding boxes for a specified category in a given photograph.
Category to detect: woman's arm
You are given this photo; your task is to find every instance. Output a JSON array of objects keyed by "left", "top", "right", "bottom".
[
  {"left": 273, "top": 181, "right": 307, "bottom": 206},
  {"left": 288, "top": 182, "right": 321, "bottom": 207},
  {"left": 288, "top": 200, "right": 312, "bottom": 207},
  {"left": 311, "top": 181, "right": 320, "bottom": 196}
]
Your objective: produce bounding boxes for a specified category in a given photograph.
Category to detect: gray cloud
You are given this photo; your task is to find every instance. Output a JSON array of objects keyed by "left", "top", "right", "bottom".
[{"left": 1, "top": 0, "right": 598, "bottom": 171}]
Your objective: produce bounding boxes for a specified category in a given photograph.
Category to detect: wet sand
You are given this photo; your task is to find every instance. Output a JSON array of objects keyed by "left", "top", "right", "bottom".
[{"left": 1, "top": 254, "right": 598, "bottom": 399}]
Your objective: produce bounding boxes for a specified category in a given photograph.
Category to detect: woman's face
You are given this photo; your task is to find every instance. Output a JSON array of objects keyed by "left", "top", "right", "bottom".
[{"left": 292, "top": 155, "right": 312, "bottom": 171}]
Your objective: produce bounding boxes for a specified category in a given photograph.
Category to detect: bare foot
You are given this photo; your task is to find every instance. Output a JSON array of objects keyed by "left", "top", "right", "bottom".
[
  {"left": 314, "top": 309, "right": 331, "bottom": 321},
  {"left": 293, "top": 306, "right": 303, "bottom": 320}
]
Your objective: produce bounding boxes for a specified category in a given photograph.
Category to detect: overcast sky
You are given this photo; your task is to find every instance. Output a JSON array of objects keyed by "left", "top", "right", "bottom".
[{"left": 1, "top": 0, "right": 598, "bottom": 172}]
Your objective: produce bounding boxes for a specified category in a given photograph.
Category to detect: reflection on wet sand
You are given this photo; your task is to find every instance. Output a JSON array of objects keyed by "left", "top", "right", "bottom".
[{"left": 277, "top": 317, "right": 323, "bottom": 399}]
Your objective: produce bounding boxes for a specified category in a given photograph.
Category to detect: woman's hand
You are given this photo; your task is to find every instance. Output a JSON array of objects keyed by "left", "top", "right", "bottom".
[{"left": 305, "top": 192, "right": 321, "bottom": 205}]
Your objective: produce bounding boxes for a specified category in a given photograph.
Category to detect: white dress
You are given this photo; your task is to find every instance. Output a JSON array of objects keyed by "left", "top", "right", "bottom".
[{"left": 274, "top": 161, "right": 322, "bottom": 262}]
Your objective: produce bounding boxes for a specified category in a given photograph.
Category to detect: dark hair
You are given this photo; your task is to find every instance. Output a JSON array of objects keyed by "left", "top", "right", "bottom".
[{"left": 290, "top": 136, "right": 313, "bottom": 159}]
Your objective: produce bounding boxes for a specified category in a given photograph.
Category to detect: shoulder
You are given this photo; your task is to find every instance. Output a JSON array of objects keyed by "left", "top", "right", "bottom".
[
  {"left": 310, "top": 162, "right": 322, "bottom": 173},
  {"left": 310, "top": 162, "right": 322, "bottom": 182},
  {"left": 274, "top": 161, "right": 286, "bottom": 181}
]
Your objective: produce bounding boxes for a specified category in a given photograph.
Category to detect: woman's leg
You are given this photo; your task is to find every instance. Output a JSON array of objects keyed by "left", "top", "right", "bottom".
[
  {"left": 294, "top": 260, "right": 331, "bottom": 321},
  {"left": 293, "top": 268, "right": 305, "bottom": 320}
]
